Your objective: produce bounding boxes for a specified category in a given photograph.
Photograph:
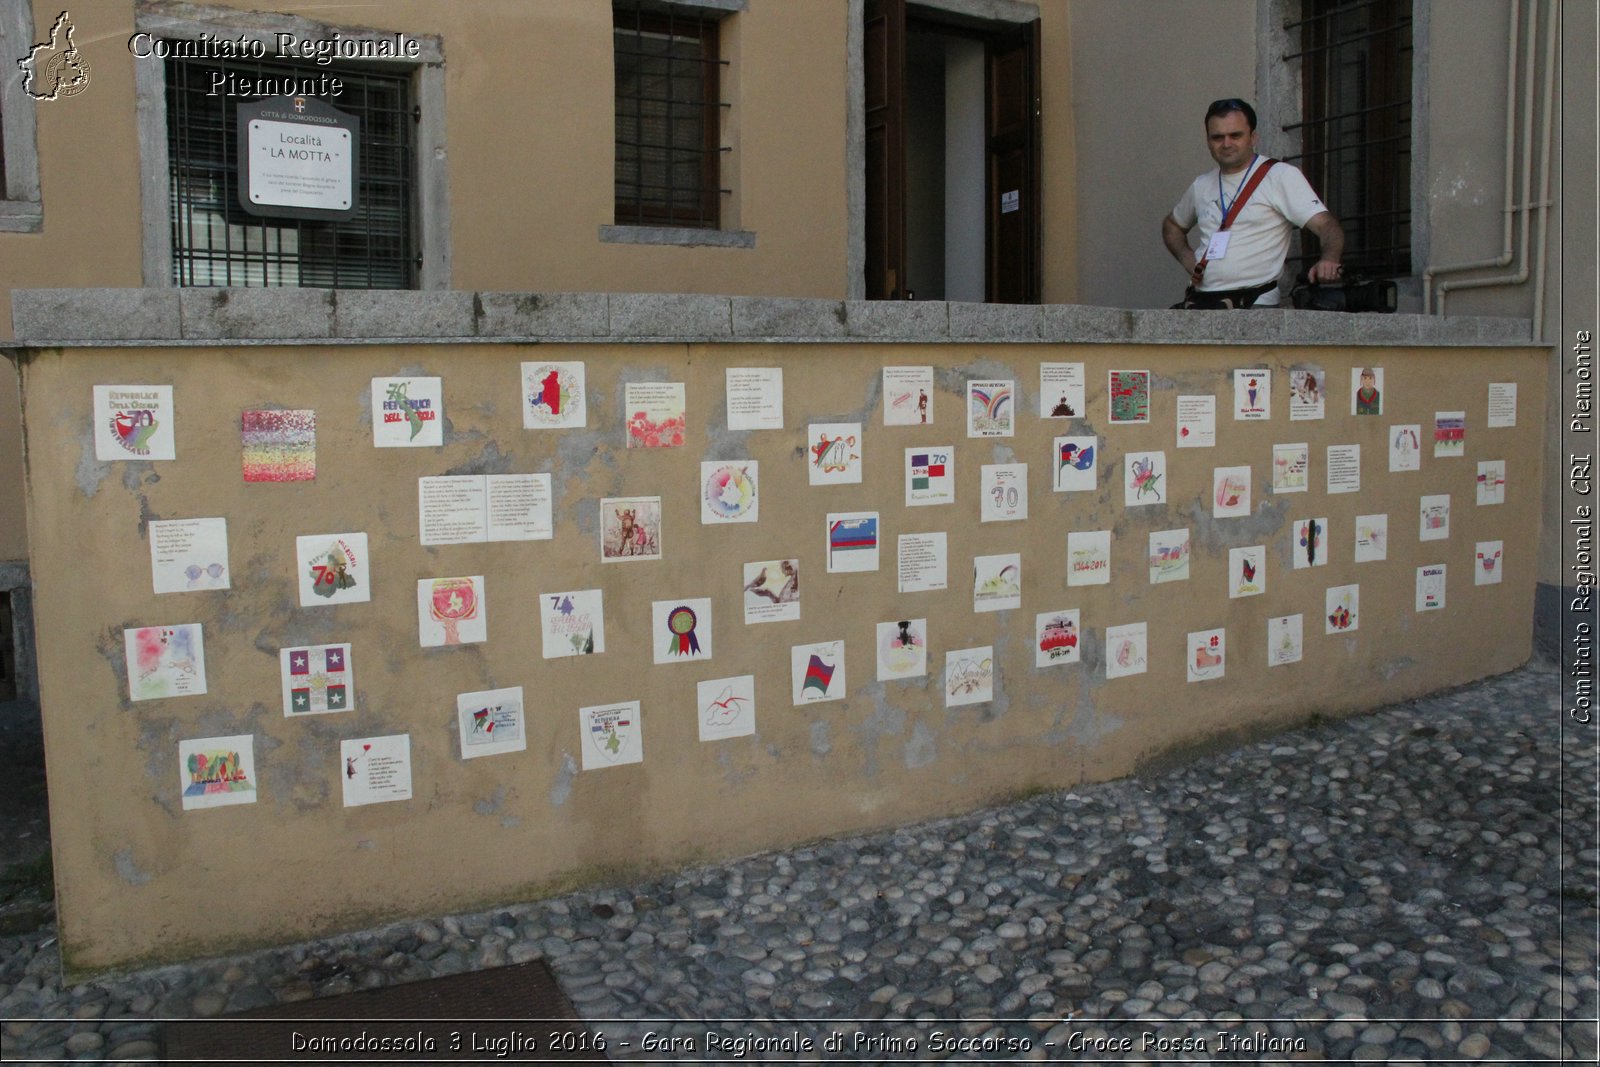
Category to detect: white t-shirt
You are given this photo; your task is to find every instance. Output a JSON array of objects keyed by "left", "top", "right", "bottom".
[{"left": 1171, "top": 158, "right": 1328, "bottom": 305}]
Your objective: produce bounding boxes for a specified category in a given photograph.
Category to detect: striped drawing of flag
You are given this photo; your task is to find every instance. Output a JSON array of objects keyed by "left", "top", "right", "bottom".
[
  {"left": 829, "top": 517, "right": 877, "bottom": 552},
  {"left": 803, "top": 655, "right": 835, "bottom": 694}
]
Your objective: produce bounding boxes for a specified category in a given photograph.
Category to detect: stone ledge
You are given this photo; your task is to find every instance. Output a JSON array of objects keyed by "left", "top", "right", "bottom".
[{"left": 7, "top": 289, "right": 1543, "bottom": 348}]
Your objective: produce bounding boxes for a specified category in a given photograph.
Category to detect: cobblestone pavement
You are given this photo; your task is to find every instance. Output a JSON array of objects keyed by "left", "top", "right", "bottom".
[{"left": 1, "top": 662, "right": 1595, "bottom": 1063}]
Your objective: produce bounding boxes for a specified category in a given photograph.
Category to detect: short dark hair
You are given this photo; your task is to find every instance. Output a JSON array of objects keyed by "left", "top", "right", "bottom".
[{"left": 1205, "top": 98, "right": 1258, "bottom": 130}]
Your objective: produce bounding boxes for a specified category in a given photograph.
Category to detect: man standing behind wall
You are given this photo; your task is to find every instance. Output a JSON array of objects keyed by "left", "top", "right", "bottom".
[{"left": 1162, "top": 98, "right": 1345, "bottom": 308}]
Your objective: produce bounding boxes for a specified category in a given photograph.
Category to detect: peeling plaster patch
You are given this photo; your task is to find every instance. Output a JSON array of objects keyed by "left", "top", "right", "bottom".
[
  {"left": 251, "top": 592, "right": 336, "bottom": 656},
  {"left": 990, "top": 444, "right": 1016, "bottom": 464},
  {"left": 764, "top": 744, "right": 782, "bottom": 759},
  {"left": 1380, "top": 657, "right": 1415, "bottom": 681},
  {"left": 904, "top": 721, "right": 937, "bottom": 768},
  {"left": 809, "top": 720, "right": 832, "bottom": 758},
  {"left": 98, "top": 627, "right": 133, "bottom": 708},
  {"left": 501, "top": 816, "right": 521, "bottom": 828},
  {"left": 1188, "top": 496, "right": 1289, "bottom": 558},
  {"left": 133, "top": 493, "right": 160, "bottom": 540},
  {"left": 134, "top": 715, "right": 181, "bottom": 817},
  {"left": 715, "top": 746, "right": 757, "bottom": 788},
  {"left": 549, "top": 753, "right": 578, "bottom": 807},
  {"left": 357, "top": 839, "right": 376, "bottom": 850},
  {"left": 122, "top": 464, "right": 160, "bottom": 492},
  {"left": 1148, "top": 372, "right": 1181, "bottom": 391},
  {"left": 272, "top": 717, "right": 341, "bottom": 812},
  {"left": 113, "top": 848, "right": 152, "bottom": 886},
  {"left": 853, "top": 683, "right": 905, "bottom": 779},
  {"left": 553, "top": 430, "right": 613, "bottom": 516},
  {"left": 74, "top": 439, "right": 111, "bottom": 498},
  {"left": 571, "top": 496, "right": 600, "bottom": 545},
  {"left": 474, "top": 785, "right": 507, "bottom": 816}
]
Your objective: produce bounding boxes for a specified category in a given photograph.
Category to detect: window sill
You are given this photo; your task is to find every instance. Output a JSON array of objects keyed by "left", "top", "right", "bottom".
[
  {"left": 0, "top": 200, "right": 43, "bottom": 234},
  {"left": 600, "top": 224, "right": 755, "bottom": 250}
]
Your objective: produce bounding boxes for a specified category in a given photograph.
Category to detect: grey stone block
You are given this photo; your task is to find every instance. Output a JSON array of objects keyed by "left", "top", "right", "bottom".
[
  {"left": 1126, "top": 307, "right": 1262, "bottom": 344},
  {"left": 476, "top": 292, "right": 608, "bottom": 338},
  {"left": 1273, "top": 310, "right": 1359, "bottom": 346},
  {"left": 731, "top": 297, "right": 847, "bottom": 338},
  {"left": 1041, "top": 304, "right": 1135, "bottom": 343},
  {"left": 179, "top": 288, "right": 335, "bottom": 340},
  {"left": 1464, "top": 315, "right": 1535, "bottom": 345},
  {"left": 11, "top": 289, "right": 180, "bottom": 342},
  {"left": 334, "top": 291, "right": 476, "bottom": 338},
  {"left": 948, "top": 302, "right": 1042, "bottom": 340},
  {"left": 608, "top": 293, "right": 732, "bottom": 338},
  {"left": 844, "top": 300, "right": 948, "bottom": 339}
]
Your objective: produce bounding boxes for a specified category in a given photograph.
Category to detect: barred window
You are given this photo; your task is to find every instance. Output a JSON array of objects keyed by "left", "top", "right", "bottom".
[
  {"left": 613, "top": 2, "right": 728, "bottom": 229},
  {"left": 165, "top": 54, "right": 415, "bottom": 287},
  {"left": 1286, "top": 0, "right": 1412, "bottom": 277}
]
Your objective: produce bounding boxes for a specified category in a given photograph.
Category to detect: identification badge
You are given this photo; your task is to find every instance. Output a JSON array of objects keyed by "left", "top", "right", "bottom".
[{"left": 1205, "top": 232, "right": 1231, "bottom": 260}]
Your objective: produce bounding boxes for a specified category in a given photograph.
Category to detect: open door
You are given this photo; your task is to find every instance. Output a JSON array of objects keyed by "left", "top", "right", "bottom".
[
  {"left": 864, "top": 0, "right": 907, "bottom": 299},
  {"left": 985, "top": 19, "right": 1040, "bottom": 303}
]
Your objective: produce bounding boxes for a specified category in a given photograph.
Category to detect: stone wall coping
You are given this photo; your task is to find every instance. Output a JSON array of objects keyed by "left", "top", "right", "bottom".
[{"left": 7, "top": 289, "right": 1539, "bottom": 348}]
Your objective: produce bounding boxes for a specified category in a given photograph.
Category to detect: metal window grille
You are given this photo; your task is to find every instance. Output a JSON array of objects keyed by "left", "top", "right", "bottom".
[
  {"left": 613, "top": 2, "right": 728, "bottom": 228},
  {"left": 1285, "top": 0, "right": 1412, "bottom": 277},
  {"left": 166, "top": 54, "right": 415, "bottom": 288}
]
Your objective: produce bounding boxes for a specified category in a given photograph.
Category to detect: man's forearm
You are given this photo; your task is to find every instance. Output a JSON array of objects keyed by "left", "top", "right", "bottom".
[
  {"left": 1305, "top": 211, "right": 1345, "bottom": 281},
  {"left": 1161, "top": 216, "right": 1197, "bottom": 275}
]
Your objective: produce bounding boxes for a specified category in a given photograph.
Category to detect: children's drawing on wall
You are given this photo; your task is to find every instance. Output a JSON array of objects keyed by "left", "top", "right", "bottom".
[
  {"left": 601, "top": 496, "right": 662, "bottom": 562},
  {"left": 876, "top": 619, "right": 928, "bottom": 681},
  {"left": 541, "top": 589, "right": 605, "bottom": 658},
  {"left": 980, "top": 463, "right": 1029, "bottom": 522},
  {"left": 1476, "top": 460, "right": 1507, "bottom": 505},
  {"left": 178, "top": 734, "right": 256, "bottom": 811},
  {"left": 1354, "top": 514, "right": 1388, "bottom": 563},
  {"left": 94, "top": 384, "right": 176, "bottom": 460},
  {"left": 341, "top": 734, "right": 413, "bottom": 807},
  {"left": 371, "top": 376, "right": 443, "bottom": 447},
  {"left": 1475, "top": 541, "right": 1504, "bottom": 585},
  {"left": 1267, "top": 614, "right": 1304, "bottom": 667},
  {"left": 456, "top": 687, "right": 526, "bottom": 759},
  {"left": 1108, "top": 370, "right": 1151, "bottom": 425},
  {"left": 808, "top": 422, "right": 863, "bottom": 484},
  {"left": 1420, "top": 494, "right": 1451, "bottom": 541},
  {"left": 521, "top": 361, "right": 586, "bottom": 429},
  {"left": 296, "top": 532, "right": 369, "bottom": 606},
  {"left": 725, "top": 367, "right": 784, "bottom": 430},
  {"left": 1325, "top": 444, "right": 1361, "bottom": 494},
  {"left": 973, "top": 553, "right": 1022, "bottom": 612},
  {"left": 945, "top": 646, "right": 995, "bottom": 707},
  {"left": 1233, "top": 368, "right": 1270, "bottom": 420},
  {"left": 1035, "top": 609, "right": 1081, "bottom": 668},
  {"left": 884, "top": 366, "right": 934, "bottom": 426},
  {"left": 1053, "top": 436, "right": 1097, "bottom": 492},
  {"left": 826, "top": 512, "right": 880, "bottom": 573},
  {"left": 1271, "top": 444, "right": 1309, "bottom": 493},
  {"left": 743, "top": 559, "right": 801, "bottom": 622},
  {"left": 241, "top": 408, "right": 315, "bottom": 482},
  {"left": 418, "top": 576, "right": 487, "bottom": 647},
  {"left": 791, "top": 640, "right": 846, "bottom": 705},
  {"left": 701, "top": 461, "right": 759, "bottom": 524},
  {"left": 1433, "top": 411, "right": 1466, "bottom": 458},
  {"left": 1351, "top": 367, "right": 1383, "bottom": 415},
  {"left": 1213, "top": 466, "right": 1251, "bottom": 518},
  {"left": 1229, "top": 545, "right": 1266, "bottom": 598},
  {"left": 149, "top": 517, "right": 231, "bottom": 593},
  {"left": 1325, "top": 584, "right": 1360, "bottom": 633},
  {"left": 1293, "top": 517, "right": 1328, "bottom": 570},
  {"left": 581, "top": 703, "right": 644, "bottom": 770},
  {"left": 1040, "top": 362, "right": 1085, "bottom": 419},
  {"left": 124, "top": 624, "right": 207, "bottom": 701},
  {"left": 1416, "top": 564, "right": 1447, "bottom": 612},
  {"left": 698, "top": 675, "right": 756, "bottom": 742},
  {"left": 1289, "top": 368, "right": 1325, "bottom": 421},
  {"left": 280, "top": 642, "right": 353, "bottom": 716},
  {"left": 966, "top": 379, "right": 1015, "bottom": 437},
  {"left": 1105, "top": 622, "right": 1148, "bottom": 679},
  {"left": 1148, "top": 528, "right": 1191, "bottom": 584},
  {"left": 652, "top": 598, "right": 713, "bottom": 664},
  {"left": 905, "top": 447, "right": 955, "bottom": 505},
  {"left": 624, "top": 382, "right": 687, "bottom": 448},
  {"left": 1187, "top": 628, "right": 1226, "bottom": 682},
  {"left": 896, "top": 533, "right": 948, "bottom": 593},
  {"left": 1175, "top": 395, "right": 1216, "bottom": 447},
  {"left": 1389, "top": 424, "right": 1422, "bottom": 472},
  {"left": 1125, "top": 451, "right": 1166, "bottom": 506},
  {"left": 1067, "top": 530, "right": 1112, "bottom": 586}
]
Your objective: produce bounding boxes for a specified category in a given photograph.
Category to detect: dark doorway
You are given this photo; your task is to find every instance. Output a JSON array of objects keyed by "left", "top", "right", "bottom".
[{"left": 864, "top": 1, "right": 1040, "bottom": 302}]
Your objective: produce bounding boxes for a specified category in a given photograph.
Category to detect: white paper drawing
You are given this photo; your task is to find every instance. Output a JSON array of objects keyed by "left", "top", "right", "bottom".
[
  {"left": 457, "top": 687, "right": 526, "bottom": 759},
  {"left": 945, "top": 646, "right": 994, "bottom": 707},
  {"left": 94, "top": 384, "right": 176, "bottom": 461},
  {"left": 372, "top": 376, "right": 443, "bottom": 447},
  {"left": 341, "top": 734, "right": 412, "bottom": 807},
  {"left": 150, "top": 517, "right": 230, "bottom": 593}
]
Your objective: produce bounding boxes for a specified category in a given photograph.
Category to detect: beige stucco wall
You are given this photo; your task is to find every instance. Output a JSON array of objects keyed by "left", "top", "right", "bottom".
[{"left": 18, "top": 337, "right": 1544, "bottom": 973}]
